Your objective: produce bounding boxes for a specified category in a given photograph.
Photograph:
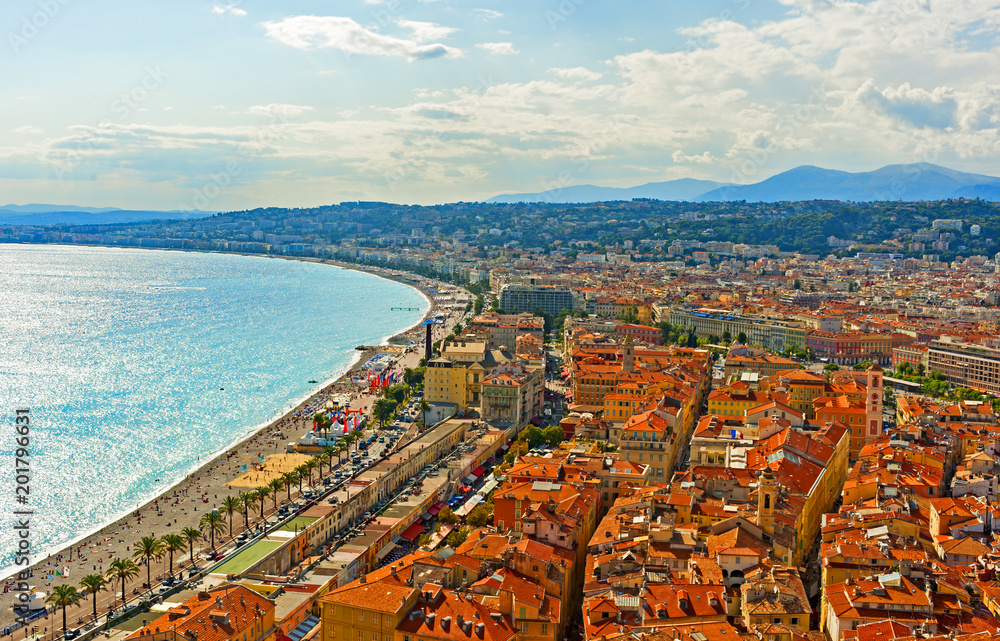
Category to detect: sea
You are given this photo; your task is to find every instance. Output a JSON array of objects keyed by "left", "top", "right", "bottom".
[{"left": 0, "top": 245, "right": 429, "bottom": 579}]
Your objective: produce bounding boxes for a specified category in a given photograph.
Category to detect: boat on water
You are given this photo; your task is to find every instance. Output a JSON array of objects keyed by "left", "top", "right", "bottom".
[{"left": 308, "top": 379, "right": 318, "bottom": 384}]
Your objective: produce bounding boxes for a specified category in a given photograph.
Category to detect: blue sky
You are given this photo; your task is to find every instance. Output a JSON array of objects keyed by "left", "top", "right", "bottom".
[{"left": 2, "top": 0, "right": 999, "bottom": 210}]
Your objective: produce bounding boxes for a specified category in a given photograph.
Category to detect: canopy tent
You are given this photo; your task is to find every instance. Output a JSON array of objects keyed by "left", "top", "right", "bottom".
[{"left": 400, "top": 523, "right": 425, "bottom": 541}]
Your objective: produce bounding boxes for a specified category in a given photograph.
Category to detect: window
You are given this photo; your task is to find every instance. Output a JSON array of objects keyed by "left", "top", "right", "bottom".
[
  {"left": 790, "top": 618, "right": 798, "bottom": 625},
  {"left": 372, "top": 615, "right": 379, "bottom": 625},
  {"left": 541, "top": 625, "right": 548, "bottom": 635},
  {"left": 357, "top": 613, "right": 364, "bottom": 622},
  {"left": 520, "top": 607, "right": 526, "bottom": 619},
  {"left": 520, "top": 623, "right": 528, "bottom": 633}
]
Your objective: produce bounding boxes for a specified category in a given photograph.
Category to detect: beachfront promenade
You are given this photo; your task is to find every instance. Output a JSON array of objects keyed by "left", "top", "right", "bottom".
[{"left": 0, "top": 271, "right": 471, "bottom": 639}]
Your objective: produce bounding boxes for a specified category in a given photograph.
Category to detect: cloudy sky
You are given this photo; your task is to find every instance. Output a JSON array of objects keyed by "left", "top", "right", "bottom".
[{"left": 2, "top": 0, "right": 999, "bottom": 210}]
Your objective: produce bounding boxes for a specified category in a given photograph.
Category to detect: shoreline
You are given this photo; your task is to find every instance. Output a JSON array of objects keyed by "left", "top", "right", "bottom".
[{"left": 0, "top": 245, "right": 456, "bottom": 628}]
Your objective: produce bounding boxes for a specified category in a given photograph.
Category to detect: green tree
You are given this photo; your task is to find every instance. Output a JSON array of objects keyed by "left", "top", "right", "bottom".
[
  {"left": 160, "top": 533, "right": 187, "bottom": 579},
  {"left": 221, "top": 494, "right": 241, "bottom": 539},
  {"left": 255, "top": 486, "right": 271, "bottom": 519},
  {"left": 541, "top": 425, "right": 565, "bottom": 447},
  {"left": 78, "top": 574, "right": 107, "bottom": 622},
  {"left": 200, "top": 511, "right": 226, "bottom": 551},
  {"left": 373, "top": 397, "right": 397, "bottom": 426},
  {"left": 474, "top": 296, "right": 485, "bottom": 314},
  {"left": 467, "top": 505, "right": 493, "bottom": 528},
  {"left": 916, "top": 362, "right": 926, "bottom": 377},
  {"left": 737, "top": 331, "right": 748, "bottom": 344},
  {"left": 46, "top": 584, "right": 83, "bottom": 636},
  {"left": 282, "top": 471, "right": 298, "bottom": 501},
  {"left": 824, "top": 362, "right": 840, "bottom": 376},
  {"left": 417, "top": 399, "right": 431, "bottom": 428},
  {"left": 181, "top": 527, "right": 202, "bottom": 567},
  {"left": 105, "top": 558, "right": 140, "bottom": 606},
  {"left": 722, "top": 330, "right": 732, "bottom": 344},
  {"left": 239, "top": 491, "right": 255, "bottom": 530},
  {"left": 446, "top": 526, "right": 471, "bottom": 548},
  {"left": 438, "top": 506, "right": 460, "bottom": 525},
  {"left": 518, "top": 425, "right": 545, "bottom": 448},
  {"left": 269, "top": 478, "right": 285, "bottom": 511},
  {"left": 132, "top": 535, "right": 165, "bottom": 589}
]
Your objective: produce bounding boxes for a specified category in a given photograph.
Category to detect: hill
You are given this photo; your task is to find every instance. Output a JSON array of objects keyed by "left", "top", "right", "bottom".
[{"left": 486, "top": 164, "right": 1000, "bottom": 204}]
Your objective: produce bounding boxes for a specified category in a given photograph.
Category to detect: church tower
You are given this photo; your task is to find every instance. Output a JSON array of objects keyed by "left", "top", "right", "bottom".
[
  {"left": 865, "top": 362, "right": 883, "bottom": 442},
  {"left": 757, "top": 468, "right": 776, "bottom": 534},
  {"left": 622, "top": 335, "right": 635, "bottom": 374}
]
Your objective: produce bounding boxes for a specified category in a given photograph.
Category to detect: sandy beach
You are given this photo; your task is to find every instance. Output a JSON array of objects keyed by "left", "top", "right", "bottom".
[{"left": 0, "top": 258, "right": 466, "bottom": 633}]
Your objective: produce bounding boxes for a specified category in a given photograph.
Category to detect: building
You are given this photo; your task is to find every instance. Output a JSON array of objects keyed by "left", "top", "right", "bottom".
[
  {"left": 480, "top": 364, "right": 544, "bottom": 428},
  {"left": 667, "top": 308, "right": 808, "bottom": 353},
  {"left": 126, "top": 585, "right": 276, "bottom": 641},
  {"left": 499, "top": 284, "right": 576, "bottom": 317},
  {"left": 928, "top": 336, "right": 1000, "bottom": 395}
]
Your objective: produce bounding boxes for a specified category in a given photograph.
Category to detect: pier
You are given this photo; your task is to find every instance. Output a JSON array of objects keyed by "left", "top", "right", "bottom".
[{"left": 390, "top": 306, "right": 421, "bottom": 311}]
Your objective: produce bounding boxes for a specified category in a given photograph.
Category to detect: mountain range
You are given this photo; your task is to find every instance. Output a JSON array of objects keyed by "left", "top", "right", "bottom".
[
  {"left": 0, "top": 205, "right": 212, "bottom": 226},
  {"left": 486, "top": 164, "right": 1000, "bottom": 204}
]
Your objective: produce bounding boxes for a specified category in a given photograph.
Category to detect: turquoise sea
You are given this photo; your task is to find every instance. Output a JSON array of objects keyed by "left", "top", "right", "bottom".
[{"left": 0, "top": 245, "right": 428, "bottom": 578}]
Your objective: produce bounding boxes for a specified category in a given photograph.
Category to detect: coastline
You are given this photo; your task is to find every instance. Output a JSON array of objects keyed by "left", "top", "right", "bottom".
[{"left": 0, "top": 246, "right": 454, "bottom": 628}]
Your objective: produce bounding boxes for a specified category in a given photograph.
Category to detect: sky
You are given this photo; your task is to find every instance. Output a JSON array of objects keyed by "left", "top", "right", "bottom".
[{"left": 1, "top": 0, "right": 999, "bottom": 210}]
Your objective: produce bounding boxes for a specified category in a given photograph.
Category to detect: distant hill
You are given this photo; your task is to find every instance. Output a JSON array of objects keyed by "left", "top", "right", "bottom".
[
  {"left": 0, "top": 205, "right": 214, "bottom": 226},
  {"left": 486, "top": 164, "right": 1000, "bottom": 203},
  {"left": 486, "top": 178, "right": 731, "bottom": 203}
]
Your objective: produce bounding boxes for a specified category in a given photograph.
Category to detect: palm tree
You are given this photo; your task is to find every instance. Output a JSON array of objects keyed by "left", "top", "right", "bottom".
[
  {"left": 269, "top": 478, "right": 284, "bottom": 511},
  {"left": 181, "top": 527, "right": 202, "bottom": 567},
  {"left": 239, "top": 492, "right": 254, "bottom": 530},
  {"left": 105, "top": 559, "right": 139, "bottom": 606},
  {"left": 316, "top": 452, "right": 330, "bottom": 477},
  {"left": 255, "top": 486, "right": 270, "bottom": 520},
  {"left": 79, "top": 574, "right": 106, "bottom": 622},
  {"left": 132, "top": 536, "right": 165, "bottom": 589},
  {"left": 314, "top": 412, "right": 332, "bottom": 439},
  {"left": 295, "top": 466, "right": 307, "bottom": 492},
  {"left": 304, "top": 459, "right": 319, "bottom": 485},
  {"left": 372, "top": 398, "right": 395, "bottom": 427},
  {"left": 200, "top": 511, "right": 226, "bottom": 551},
  {"left": 46, "top": 585, "right": 83, "bottom": 636},
  {"left": 221, "top": 494, "right": 241, "bottom": 539},
  {"left": 323, "top": 446, "right": 338, "bottom": 468},
  {"left": 417, "top": 399, "right": 431, "bottom": 428},
  {"left": 281, "top": 472, "right": 296, "bottom": 502},
  {"left": 160, "top": 534, "right": 187, "bottom": 578}
]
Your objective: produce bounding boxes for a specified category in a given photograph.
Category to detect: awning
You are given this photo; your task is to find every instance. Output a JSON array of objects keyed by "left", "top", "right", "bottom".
[
  {"left": 472, "top": 466, "right": 486, "bottom": 476},
  {"left": 419, "top": 511, "right": 433, "bottom": 521},
  {"left": 376, "top": 541, "right": 398, "bottom": 561},
  {"left": 400, "top": 523, "right": 425, "bottom": 541},
  {"left": 427, "top": 505, "right": 442, "bottom": 516},
  {"left": 463, "top": 475, "right": 477, "bottom": 484},
  {"left": 433, "top": 501, "right": 447, "bottom": 510}
]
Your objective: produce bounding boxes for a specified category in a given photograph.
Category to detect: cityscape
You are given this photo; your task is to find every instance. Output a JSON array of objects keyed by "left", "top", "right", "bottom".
[{"left": 4, "top": 1, "right": 1000, "bottom": 641}]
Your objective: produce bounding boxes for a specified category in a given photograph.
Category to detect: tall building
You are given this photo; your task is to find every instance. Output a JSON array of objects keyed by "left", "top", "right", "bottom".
[
  {"left": 928, "top": 336, "right": 1000, "bottom": 395},
  {"left": 499, "top": 284, "right": 576, "bottom": 316}
]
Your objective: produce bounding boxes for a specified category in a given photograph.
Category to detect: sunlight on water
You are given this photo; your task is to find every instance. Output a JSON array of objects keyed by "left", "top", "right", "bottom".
[{"left": 0, "top": 245, "right": 428, "bottom": 576}]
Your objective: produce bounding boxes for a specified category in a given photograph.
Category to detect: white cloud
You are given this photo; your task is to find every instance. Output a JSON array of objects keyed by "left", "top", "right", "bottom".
[
  {"left": 246, "top": 104, "right": 315, "bottom": 117},
  {"left": 394, "top": 19, "right": 457, "bottom": 43},
  {"left": 212, "top": 4, "right": 246, "bottom": 17},
  {"left": 549, "top": 67, "right": 602, "bottom": 81},
  {"left": 476, "top": 42, "right": 518, "bottom": 55},
  {"left": 672, "top": 150, "right": 717, "bottom": 164},
  {"left": 262, "top": 16, "right": 462, "bottom": 61},
  {"left": 12, "top": 125, "right": 43, "bottom": 134},
  {"left": 475, "top": 9, "right": 503, "bottom": 19}
]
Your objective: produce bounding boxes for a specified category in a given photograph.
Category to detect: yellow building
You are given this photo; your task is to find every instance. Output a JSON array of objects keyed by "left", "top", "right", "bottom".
[{"left": 321, "top": 576, "right": 418, "bottom": 641}]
